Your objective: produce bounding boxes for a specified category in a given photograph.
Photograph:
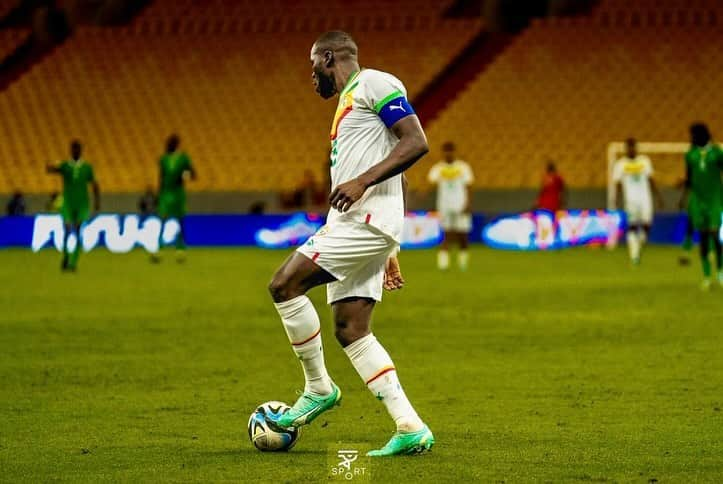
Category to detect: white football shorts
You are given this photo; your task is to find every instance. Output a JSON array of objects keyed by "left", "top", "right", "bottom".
[
  {"left": 296, "top": 218, "right": 397, "bottom": 304},
  {"left": 625, "top": 200, "right": 653, "bottom": 226},
  {"left": 440, "top": 211, "right": 472, "bottom": 233}
]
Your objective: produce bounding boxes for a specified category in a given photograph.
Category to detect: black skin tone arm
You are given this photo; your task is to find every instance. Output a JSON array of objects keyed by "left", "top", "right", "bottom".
[
  {"left": 92, "top": 181, "right": 101, "bottom": 212},
  {"left": 329, "top": 115, "right": 428, "bottom": 212},
  {"left": 679, "top": 164, "right": 691, "bottom": 210},
  {"left": 649, "top": 177, "right": 664, "bottom": 209},
  {"left": 615, "top": 182, "right": 622, "bottom": 210},
  {"left": 46, "top": 163, "right": 60, "bottom": 174},
  {"left": 189, "top": 165, "right": 197, "bottom": 181},
  {"left": 402, "top": 173, "right": 408, "bottom": 213}
]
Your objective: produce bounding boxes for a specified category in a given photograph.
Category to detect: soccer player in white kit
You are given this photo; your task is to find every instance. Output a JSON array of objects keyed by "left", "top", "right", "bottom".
[
  {"left": 612, "top": 138, "right": 663, "bottom": 264},
  {"left": 428, "top": 141, "right": 474, "bottom": 270},
  {"left": 266, "top": 31, "right": 434, "bottom": 456}
]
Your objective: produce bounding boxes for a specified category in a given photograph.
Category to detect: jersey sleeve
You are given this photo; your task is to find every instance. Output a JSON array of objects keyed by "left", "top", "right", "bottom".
[
  {"left": 462, "top": 162, "right": 474, "bottom": 185},
  {"left": 183, "top": 153, "right": 193, "bottom": 171},
  {"left": 611, "top": 161, "right": 623, "bottom": 183},
  {"left": 362, "top": 72, "right": 415, "bottom": 129},
  {"left": 427, "top": 164, "right": 440, "bottom": 183},
  {"left": 643, "top": 156, "right": 654, "bottom": 177}
]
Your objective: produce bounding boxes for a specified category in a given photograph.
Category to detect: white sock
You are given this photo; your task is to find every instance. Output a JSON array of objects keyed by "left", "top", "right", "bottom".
[
  {"left": 437, "top": 250, "right": 449, "bottom": 270},
  {"left": 626, "top": 231, "right": 640, "bottom": 261},
  {"left": 274, "top": 296, "right": 332, "bottom": 395},
  {"left": 638, "top": 230, "right": 647, "bottom": 246},
  {"left": 344, "top": 333, "right": 423, "bottom": 432},
  {"left": 458, "top": 250, "right": 469, "bottom": 270}
]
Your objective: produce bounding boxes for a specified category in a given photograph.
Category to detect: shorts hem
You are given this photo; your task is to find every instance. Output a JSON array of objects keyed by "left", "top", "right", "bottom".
[{"left": 296, "top": 246, "right": 345, "bottom": 281}]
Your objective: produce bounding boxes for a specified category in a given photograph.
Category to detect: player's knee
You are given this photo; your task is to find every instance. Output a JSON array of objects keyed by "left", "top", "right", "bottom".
[
  {"left": 268, "top": 274, "right": 290, "bottom": 302},
  {"left": 268, "top": 272, "right": 301, "bottom": 303},
  {"left": 334, "top": 320, "right": 367, "bottom": 347}
]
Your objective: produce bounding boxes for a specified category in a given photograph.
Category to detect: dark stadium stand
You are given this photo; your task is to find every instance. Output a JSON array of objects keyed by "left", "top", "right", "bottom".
[{"left": 0, "top": 28, "right": 27, "bottom": 62}]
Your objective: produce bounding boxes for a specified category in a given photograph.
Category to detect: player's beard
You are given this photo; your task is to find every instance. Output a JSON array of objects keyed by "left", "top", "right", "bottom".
[{"left": 314, "top": 68, "right": 337, "bottom": 99}]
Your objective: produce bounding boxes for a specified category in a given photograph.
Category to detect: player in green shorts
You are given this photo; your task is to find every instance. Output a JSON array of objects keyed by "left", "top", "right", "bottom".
[
  {"left": 679, "top": 123, "right": 723, "bottom": 290},
  {"left": 153, "top": 134, "right": 196, "bottom": 262},
  {"left": 46, "top": 140, "right": 101, "bottom": 272}
]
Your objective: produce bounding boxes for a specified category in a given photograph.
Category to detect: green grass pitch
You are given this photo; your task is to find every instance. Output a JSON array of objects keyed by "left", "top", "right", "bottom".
[{"left": 1, "top": 246, "right": 722, "bottom": 482}]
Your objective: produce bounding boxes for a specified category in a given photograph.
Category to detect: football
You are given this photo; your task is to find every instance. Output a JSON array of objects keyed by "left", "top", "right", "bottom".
[{"left": 247, "top": 401, "right": 300, "bottom": 452}]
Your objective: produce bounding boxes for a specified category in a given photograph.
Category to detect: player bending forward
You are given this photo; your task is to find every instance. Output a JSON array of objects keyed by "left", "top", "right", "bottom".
[
  {"left": 428, "top": 141, "right": 474, "bottom": 271},
  {"left": 612, "top": 138, "right": 662, "bottom": 265},
  {"left": 266, "top": 31, "right": 434, "bottom": 456}
]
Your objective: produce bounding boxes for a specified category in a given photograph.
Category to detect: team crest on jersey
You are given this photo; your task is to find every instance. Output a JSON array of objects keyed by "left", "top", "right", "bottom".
[
  {"left": 440, "top": 165, "right": 462, "bottom": 180},
  {"left": 622, "top": 161, "right": 645, "bottom": 175}
]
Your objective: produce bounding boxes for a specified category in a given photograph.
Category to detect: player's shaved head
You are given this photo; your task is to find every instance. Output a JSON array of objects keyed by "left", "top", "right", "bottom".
[
  {"left": 309, "top": 31, "right": 360, "bottom": 100},
  {"left": 70, "top": 139, "right": 82, "bottom": 159},
  {"left": 625, "top": 137, "right": 637, "bottom": 157},
  {"left": 166, "top": 134, "right": 180, "bottom": 153},
  {"left": 312, "top": 31, "right": 358, "bottom": 60},
  {"left": 690, "top": 123, "right": 711, "bottom": 147}
]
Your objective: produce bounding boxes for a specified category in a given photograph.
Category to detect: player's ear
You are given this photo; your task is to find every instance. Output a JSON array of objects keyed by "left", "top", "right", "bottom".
[{"left": 324, "top": 50, "right": 334, "bottom": 68}]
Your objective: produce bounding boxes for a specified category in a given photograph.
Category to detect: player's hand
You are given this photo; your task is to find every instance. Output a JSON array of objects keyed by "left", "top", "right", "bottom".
[
  {"left": 329, "top": 177, "right": 368, "bottom": 212},
  {"left": 383, "top": 256, "right": 404, "bottom": 291}
]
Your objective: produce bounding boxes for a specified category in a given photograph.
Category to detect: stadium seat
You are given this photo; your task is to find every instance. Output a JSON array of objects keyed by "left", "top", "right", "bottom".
[
  {"left": 420, "top": 0, "right": 723, "bottom": 189},
  {"left": 0, "top": 1, "right": 481, "bottom": 193}
]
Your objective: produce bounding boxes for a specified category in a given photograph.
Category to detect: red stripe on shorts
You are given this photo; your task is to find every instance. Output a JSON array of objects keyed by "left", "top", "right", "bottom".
[
  {"left": 312, "top": 252, "right": 320, "bottom": 262},
  {"left": 365, "top": 213, "right": 371, "bottom": 224}
]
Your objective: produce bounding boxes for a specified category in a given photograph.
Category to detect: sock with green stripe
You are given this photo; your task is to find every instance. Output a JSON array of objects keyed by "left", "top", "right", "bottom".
[
  {"left": 344, "top": 333, "right": 423, "bottom": 432},
  {"left": 275, "top": 295, "right": 332, "bottom": 396}
]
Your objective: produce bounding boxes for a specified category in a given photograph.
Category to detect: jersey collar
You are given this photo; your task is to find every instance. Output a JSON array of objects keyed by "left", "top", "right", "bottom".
[{"left": 339, "top": 70, "right": 361, "bottom": 97}]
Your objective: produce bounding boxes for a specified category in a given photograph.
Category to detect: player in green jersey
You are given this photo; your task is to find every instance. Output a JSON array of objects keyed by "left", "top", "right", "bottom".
[
  {"left": 46, "top": 140, "right": 101, "bottom": 272},
  {"left": 679, "top": 123, "right": 723, "bottom": 290},
  {"left": 153, "top": 134, "right": 196, "bottom": 262}
]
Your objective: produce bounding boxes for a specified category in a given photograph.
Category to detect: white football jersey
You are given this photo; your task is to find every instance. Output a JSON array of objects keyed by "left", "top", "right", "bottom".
[
  {"left": 328, "top": 69, "right": 413, "bottom": 242},
  {"left": 612, "top": 155, "right": 653, "bottom": 206},
  {"left": 428, "top": 160, "right": 474, "bottom": 213}
]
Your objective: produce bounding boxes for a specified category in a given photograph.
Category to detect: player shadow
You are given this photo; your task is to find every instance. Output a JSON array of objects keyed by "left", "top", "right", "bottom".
[{"left": 200, "top": 448, "right": 328, "bottom": 457}]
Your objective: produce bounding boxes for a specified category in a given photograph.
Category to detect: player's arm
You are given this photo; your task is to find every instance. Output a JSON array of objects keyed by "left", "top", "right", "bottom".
[
  {"left": 187, "top": 155, "right": 197, "bottom": 181},
  {"left": 158, "top": 163, "right": 164, "bottom": 194},
  {"left": 383, "top": 174, "right": 407, "bottom": 291},
  {"left": 92, "top": 181, "right": 101, "bottom": 211},
  {"left": 649, "top": 177, "right": 664, "bottom": 209},
  {"left": 330, "top": 115, "right": 428, "bottom": 212},
  {"left": 678, "top": 162, "right": 691, "bottom": 210},
  {"left": 614, "top": 182, "right": 623, "bottom": 210},
  {"left": 401, "top": 173, "right": 408, "bottom": 213},
  {"left": 46, "top": 162, "right": 61, "bottom": 174}
]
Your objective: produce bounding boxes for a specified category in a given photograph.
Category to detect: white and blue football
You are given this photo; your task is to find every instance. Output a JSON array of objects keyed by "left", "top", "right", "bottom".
[{"left": 247, "top": 401, "right": 300, "bottom": 451}]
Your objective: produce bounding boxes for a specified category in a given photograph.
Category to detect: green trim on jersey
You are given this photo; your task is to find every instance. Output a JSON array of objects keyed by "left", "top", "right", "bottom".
[
  {"left": 340, "top": 70, "right": 361, "bottom": 97},
  {"left": 374, "top": 90, "right": 403, "bottom": 113}
]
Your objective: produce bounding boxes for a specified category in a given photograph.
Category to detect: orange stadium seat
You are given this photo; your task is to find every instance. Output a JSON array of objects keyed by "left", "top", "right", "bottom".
[
  {"left": 0, "top": 1, "right": 481, "bottom": 194},
  {"left": 420, "top": 0, "right": 723, "bottom": 190}
]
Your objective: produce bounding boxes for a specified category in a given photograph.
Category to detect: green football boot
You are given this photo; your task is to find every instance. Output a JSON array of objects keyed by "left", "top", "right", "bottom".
[
  {"left": 367, "top": 425, "right": 435, "bottom": 457},
  {"left": 273, "top": 383, "right": 342, "bottom": 428}
]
